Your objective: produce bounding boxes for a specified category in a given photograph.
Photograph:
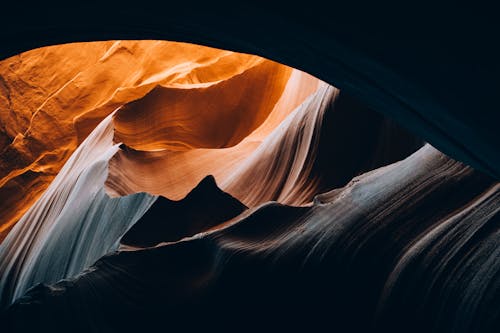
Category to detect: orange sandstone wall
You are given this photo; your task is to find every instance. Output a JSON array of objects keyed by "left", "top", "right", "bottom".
[{"left": 0, "top": 40, "right": 294, "bottom": 240}]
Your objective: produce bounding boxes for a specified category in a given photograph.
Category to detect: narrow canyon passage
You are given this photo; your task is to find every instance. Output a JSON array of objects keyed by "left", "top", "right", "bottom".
[{"left": 0, "top": 40, "right": 498, "bottom": 333}]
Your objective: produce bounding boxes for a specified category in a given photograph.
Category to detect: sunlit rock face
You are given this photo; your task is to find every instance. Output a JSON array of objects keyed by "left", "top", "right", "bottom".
[
  {"left": 0, "top": 40, "right": 291, "bottom": 240},
  {"left": 0, "top": 41, "right": 498, "bottom": 333}
]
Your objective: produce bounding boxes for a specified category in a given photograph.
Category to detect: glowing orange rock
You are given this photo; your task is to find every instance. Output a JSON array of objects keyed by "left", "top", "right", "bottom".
[
  {"left": 105, "top": 70, "right": 324, "bottom": 205},
  {"left": 0, "top": 40, "right": 294, "bottom": 240}
]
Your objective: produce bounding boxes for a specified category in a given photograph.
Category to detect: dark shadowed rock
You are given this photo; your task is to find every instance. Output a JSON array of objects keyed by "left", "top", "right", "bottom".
[
  {"left": 3, "top": 146, "right": 498, "bottom": 333},
  {"left": 121, "top": 175, "right": 247, "bottom": 247}
]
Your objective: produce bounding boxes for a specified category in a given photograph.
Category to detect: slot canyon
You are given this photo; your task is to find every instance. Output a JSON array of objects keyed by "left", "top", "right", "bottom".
[{"left": 0, "top": 4, "right": 498, "bottom": 332}]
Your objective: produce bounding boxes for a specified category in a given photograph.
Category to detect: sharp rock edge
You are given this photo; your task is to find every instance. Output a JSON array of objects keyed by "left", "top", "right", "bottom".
[
  {"left": 0, "top": 113, "right": 157, "bottom": 307},
  {"left": 3, "top": 145, "right": 499, "bottom": 333},
  {"left": 0, "top": 79, "right": 424, "bottom": 312}
]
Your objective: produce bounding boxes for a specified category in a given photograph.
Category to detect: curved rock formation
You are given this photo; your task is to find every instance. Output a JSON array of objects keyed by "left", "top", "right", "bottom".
[
  {"left": 3, "top": 145, "right": 498, "bottom": 333},
  {"left": 1, "top": 3, "right": 498, "bottom": 180},
  {"left": 0, "top": 40, "right": 289, "bottom": 240},
  {"left": 106, "top": 84, "right": 422, "bottom": 207},
  {"left": 113, "top": 58, "right": 291, "bottom": 151},
  {"left": 0, "top": 40, "right": 497, "bottom": 333},
  {"left": 0, "top": 113, "right": 156, "bottom": 306},
  {"left": 105, "top": 82, "right": 331, "bottom": 205}
]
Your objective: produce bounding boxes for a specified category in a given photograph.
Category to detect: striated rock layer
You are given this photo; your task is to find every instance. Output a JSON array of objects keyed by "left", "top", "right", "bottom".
[
  {"left": 106, "top": 84, "right": 422, "bottom": 207},
  {"left": 0, "top": 40, "right": 497, "bottom": 333},
  {"left": 0, "top": 72, "right": 422, "bottom": 308},
  {"left": 0, "top": 114, "right": 156, "bottom": 306},
  {"left": 105, "top": 70, "right": 322, "bottom": 204},
  {"left": 0, "top": 40, "right": 292, "bottom": 240},
  {"left": 3, "top": 145, "right": 498, "bottom": 333}
]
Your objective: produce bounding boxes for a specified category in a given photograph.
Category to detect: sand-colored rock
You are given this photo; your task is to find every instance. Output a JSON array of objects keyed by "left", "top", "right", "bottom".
[{"left": 0, "top": 41, "right": 292, "bottom": 240}]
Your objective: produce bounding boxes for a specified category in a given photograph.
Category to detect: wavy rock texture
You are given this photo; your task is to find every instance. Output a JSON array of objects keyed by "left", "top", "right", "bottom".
[
  {"left": 0, "top": 41, "right": 319, "bottom": 309},
  {"left": 113, "top": 57, "right": 291, "bottom": 151},
  {"left": 0, "top": 67, "right": 422, "bottom": 310},
  {"left": 3, "top": 145, "right": 498, "bottom": 333},
  {"left": 0, "top": 40, "right": 288, "bottom": 240},
  {"left": 106, "top": 84, "right": 422, "bottom": 206},
  {"left": 105, "top": 69, "right": 322, "bottom": 203},
  {"left": 0, "top": 114, "right": 156, "bottom": 306},
  {"left": 0, "top": 41, "right": 498, "bottom": 333}
]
